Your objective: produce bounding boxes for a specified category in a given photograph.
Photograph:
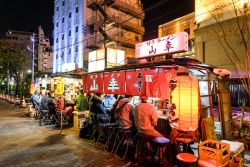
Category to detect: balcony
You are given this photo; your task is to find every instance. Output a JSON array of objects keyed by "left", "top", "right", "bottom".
[
  {"left": 85, "top": 36, "right": 102, "bottom": 50},
  {"left": 111, "top": 16, "right": 145, "bottom": 34},
  {"left": 112, "top": 0, "right": 144, "bottom": 19},
  {"left": 110, "top": 35, "right": 138, "bottom": 49}
]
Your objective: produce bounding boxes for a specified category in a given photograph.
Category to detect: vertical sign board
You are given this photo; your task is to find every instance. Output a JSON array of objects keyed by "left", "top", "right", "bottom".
[
  {"left": 135, "top": 32, "right": 188, "bottom": 58},
  {"left": 125, "top": 70, "right": 146, "bottom": 96},
  {"left": 86, "top": 73, "right": 104, "bottom": 93}
]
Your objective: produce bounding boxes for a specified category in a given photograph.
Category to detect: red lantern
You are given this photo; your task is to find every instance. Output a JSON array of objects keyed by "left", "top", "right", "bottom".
[{"left": 170, "top": 75, "right": 199, "bottom": 131}]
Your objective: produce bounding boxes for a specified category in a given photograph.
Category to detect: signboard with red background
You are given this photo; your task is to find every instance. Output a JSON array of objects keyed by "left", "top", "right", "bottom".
[
  {"left": 103, "top": 71, "right": 126, "bottom": 94},
  {"left": 85, "top": 73, "right": 104, "bottom": 93}
]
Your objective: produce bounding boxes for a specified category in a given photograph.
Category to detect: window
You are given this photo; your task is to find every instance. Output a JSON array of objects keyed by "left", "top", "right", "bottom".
[
  {"left": 62, "top": 0, "right": 65, "bottom": 6},
  {"left": 75, "top": 45, "right": 78, "bottom": 52},
  {"left": 75, "top": 6, "right": 78, "bottom": 14},
  {"left": 56, "top": 22, "right": 58, "bottom": 27},
  {"left": 56, "top": 6, "right": 59, "bottom": 11},
  {"left": 62, "top": 34, "right": 64, "bottom": 40},
  {"left": 69, "top": 12, "right": 71, "bottom": 18},
  {"left": 69, "top": 30, "right": 71, "bottom": 36},
  {"left": 68, "top": 48, "right": 71, "bottom": 54},
  {"left": 56, "top": 38, "right": 58, "bottom": 43},
  {"left": 75, "top": 25, "right": 78, "bottom": 33},
  {"left": 62, "top": 17, "right": 64, "bottom": 23}
]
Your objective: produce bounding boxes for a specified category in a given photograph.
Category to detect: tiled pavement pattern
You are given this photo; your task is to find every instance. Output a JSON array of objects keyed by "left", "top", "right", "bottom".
[{"left": 0, "top": 100, "right": 124, "bottom": 167}]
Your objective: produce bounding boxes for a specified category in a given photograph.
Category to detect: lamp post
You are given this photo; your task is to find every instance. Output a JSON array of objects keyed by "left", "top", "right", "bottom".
[{"left": 31, "top": 33, "right": 35, "bottom": 83}]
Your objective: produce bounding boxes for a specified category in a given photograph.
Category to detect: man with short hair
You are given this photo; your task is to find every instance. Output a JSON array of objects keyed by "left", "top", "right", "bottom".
[
  {"left": 135, "top": 96, "right": 163, "bottom": 137},
  {"left": 41, "top": 91, "right": 49, "bottom": 110}
]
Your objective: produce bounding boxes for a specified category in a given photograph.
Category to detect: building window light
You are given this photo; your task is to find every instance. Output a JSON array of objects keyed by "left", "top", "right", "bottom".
[
  {"left": 75, "top": 26, "right": 78, "bottom": 33},
  {"left": 75, "top": 45, "right": 78, "bottom": 52},
  {"left": 76, "top": 6, "right": 78, "bottom": 14}
]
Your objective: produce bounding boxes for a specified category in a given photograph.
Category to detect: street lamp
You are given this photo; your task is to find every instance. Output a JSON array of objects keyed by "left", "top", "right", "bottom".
[{"left": 27, "top": 33, "right": 35, "bottom": 83}]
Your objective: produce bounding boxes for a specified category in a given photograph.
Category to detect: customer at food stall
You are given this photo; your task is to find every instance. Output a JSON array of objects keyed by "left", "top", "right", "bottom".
[
  {"left": 47, "top": 92, "right": 57, "bottom": 125},
  {"left": 114, "top": 95, "right": 135, "bottom": 129},
  {"left": 74, "top": 88, "right": 88, "bottom": 112},
  {"left": 89, "top": 93, "right": 107, "bottom": 123},
  {"left": 41, "top": 91, "right": 49, "bottom": 110},
  {"left": 31, "top": 89, "right": 41, "bottom": 108},
  {"left": 110, "top": 95, "right": 125, "bottom": 122},
  {"left": 134, "top": 96, "right": 163, "bottom": 137},
  {"left": 103, "top": 94, "right": 116, "bottom": 112}
]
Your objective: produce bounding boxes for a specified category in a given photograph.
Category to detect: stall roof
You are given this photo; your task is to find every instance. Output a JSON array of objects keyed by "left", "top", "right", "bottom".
[
  {"left": 52, "top": 69, "right": 87, "bottom": 79},
  {"left": 87, "top": 58, "right": 215, "bottom": 74}
]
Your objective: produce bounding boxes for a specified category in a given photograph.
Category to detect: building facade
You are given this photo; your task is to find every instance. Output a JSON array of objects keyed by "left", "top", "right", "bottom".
[
  {"left": 85, "top": 0, "right": 145, "bottom": 62},
  {"left": 158, "top": 12, "right": 195, "bottom": 58},
  {"left": 38, "top": 26, "right": 53, "bottom": 73},
  {"left": 194, "top": 0, "right": 250, "bottom": 77},
  {"left": 53, "top": 0, "right": 89, "bottom": 73}
]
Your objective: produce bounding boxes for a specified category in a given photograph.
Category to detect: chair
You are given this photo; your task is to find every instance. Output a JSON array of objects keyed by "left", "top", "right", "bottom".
[
  {"left": 113, "top": 127, "right": 133, "bottom": 160},
  {"left": 95, "top": 114, "right": 111, "bottom": 146},
  {"left": 33, "top": 101, "right": 49, "bottom": 126}
]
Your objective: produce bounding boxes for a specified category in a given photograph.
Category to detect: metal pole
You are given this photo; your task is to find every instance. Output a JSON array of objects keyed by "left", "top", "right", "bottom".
[
  {"left": 32, "top": 33, "right": 35, "bottom": 83},
  {"left": 104, "top": 1, "right": 107, "bottom": 69}
]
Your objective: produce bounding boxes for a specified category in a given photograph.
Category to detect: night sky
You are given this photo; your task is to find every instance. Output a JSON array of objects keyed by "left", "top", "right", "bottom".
[{"left": 0, "top": 0, "right": 194, "bottom": 40}]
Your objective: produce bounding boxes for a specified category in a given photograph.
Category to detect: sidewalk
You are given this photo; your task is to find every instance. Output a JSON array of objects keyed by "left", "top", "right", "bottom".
[{"left": 0, "top": 100, "right": 124, "bottom": 167}]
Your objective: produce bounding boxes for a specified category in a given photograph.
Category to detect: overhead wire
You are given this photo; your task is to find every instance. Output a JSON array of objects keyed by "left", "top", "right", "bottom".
[{"left": 53, "top": 0, "right": 169, "bottom": 52}]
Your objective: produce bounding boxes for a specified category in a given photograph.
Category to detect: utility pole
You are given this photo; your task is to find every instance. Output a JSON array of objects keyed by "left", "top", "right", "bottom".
[{"left": 104, "top": 0, "right": 107, "bottom": 69}]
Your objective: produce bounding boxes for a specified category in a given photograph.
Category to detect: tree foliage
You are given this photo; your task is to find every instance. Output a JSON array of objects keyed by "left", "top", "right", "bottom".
[
  {"left": 211, "top": 1, "right": 250, "bottom": 97},
  {"left": 0, "top": 41, "right": 31, "bottom": 94}
]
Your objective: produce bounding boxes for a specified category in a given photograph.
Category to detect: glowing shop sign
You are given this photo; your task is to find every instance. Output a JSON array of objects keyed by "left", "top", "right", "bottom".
[{"left": 135, "top": 32, "right": 188, "bottom": 58}]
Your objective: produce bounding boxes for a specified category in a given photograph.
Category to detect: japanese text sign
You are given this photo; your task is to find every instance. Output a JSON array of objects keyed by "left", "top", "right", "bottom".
[
  {"left": 135, "top": 32, "right": 188, "bottom": 58},
  {"left": 103, "top": 71, "right": 125, "bottom": 94}
]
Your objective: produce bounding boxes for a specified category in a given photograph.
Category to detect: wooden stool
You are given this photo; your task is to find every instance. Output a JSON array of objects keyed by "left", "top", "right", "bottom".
[
  {"left": 152, "top": 137, "right": 171, "bottom": 166},
  {"left": 176, "top": 153, "right": 197, "bottom": 167},
  {"left": 198, "top": 159, "right": 218, "bottom": 167}
]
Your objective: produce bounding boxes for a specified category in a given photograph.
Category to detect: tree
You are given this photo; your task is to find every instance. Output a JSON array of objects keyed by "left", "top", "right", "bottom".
[
  {"left": 209, "top": 1, "right": 250, "bottom": 139},
  {"left": 210, "top": 1, "right": 250, "bottom": 102},
  {"left": 0, "top": 41, "right": 32, "bottom": 95}
]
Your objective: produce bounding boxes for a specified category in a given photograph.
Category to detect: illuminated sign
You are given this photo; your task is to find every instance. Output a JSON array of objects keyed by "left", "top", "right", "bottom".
[
  {"left": 135, "top": 32, "right": 188, "bottom": 58},
  {"left": 88, "top": 48, "right": 125, "bottom": 72}
]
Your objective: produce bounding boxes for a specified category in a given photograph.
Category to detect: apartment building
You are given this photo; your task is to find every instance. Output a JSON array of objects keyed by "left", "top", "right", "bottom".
[
  {"left": 37, "top": 26, "right": 53, "bottom": 73},
  {"left": 85, "top": 0, "right": 145, "bottom": 62}
]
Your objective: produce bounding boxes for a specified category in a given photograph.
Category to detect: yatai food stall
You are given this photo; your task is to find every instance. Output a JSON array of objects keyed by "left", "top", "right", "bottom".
[{"left": 82, "top": 32, "right": 214, "bottom": 139}]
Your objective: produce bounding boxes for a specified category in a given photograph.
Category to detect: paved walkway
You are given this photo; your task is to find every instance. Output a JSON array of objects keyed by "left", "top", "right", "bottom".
[{"left": 0, "top": 100, "right": 124, "bottom": 167}]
